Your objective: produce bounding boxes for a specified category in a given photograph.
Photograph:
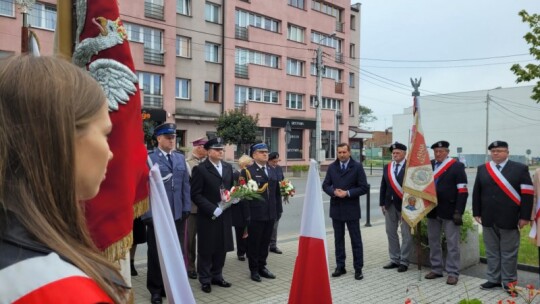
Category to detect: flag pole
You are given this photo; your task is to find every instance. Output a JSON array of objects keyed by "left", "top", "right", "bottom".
[{"left": 410, "top": 78, "right": 423, "bottom": 281}]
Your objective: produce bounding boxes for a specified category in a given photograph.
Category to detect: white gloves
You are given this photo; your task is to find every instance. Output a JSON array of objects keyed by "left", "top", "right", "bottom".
[{"left": 213, "top": 207, "right": 223, "bottom": 218}]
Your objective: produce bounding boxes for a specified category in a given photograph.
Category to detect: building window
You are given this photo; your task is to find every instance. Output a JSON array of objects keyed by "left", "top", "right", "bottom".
[
  {"left": 287, "top": 24, "right": 305, "bottom": 43},
  {"left": 0, "top": 0, "right": 14, "bottom": 17},
  {"left": 205, "top": 42, "right": 220, "bottom": 63},
  {"left": 236, "top": 48, "right": 279, "bottom": 69},
  {"left": 235, "top": 85, "right": 279, "bottom": 107},
  {"left": 137, "top": 72, "right": 163, "bottom": 108},
  {"left": 310, "top": 96, "right": 341, "bottom": 110},
  {"left": 286, "top": 58, "right": 304, "bottom": 76},
  {"left": 175, "top": 78, "right": 190, "bottom": 99},
  {"left": 125, "top": 22, "right": 163, "bottom": 51},
  {"left": 349, "top": 101, "right": 355, "bottom": 117},
  {"left": 176, "top": 36, "right": 191, "bottom": 58},
  {"left": 29, "top": 2, "right": 56, "bottom": 30},
  {"left": 288, "top": 0, "right": 304, "bottom": 9},
  {"left": 350, "top": 15, "right": 356, "bottom": 30},
  {"left": 312, "top": 0, "right": 341, "bottom": 20},
  {"left": 349, "top": 72, "right": 355, "bottom": 88},
  {"left": 205, "top": 2, "right": 220, "bottom": 23},
  {"left": 350, "top": 43, "right": 356, "bottom": 59},
  {"left": 235, "top": 9, "right": 279, "bottom": 33},
  {"left": 322, "top": 130, "right": 337, "bottom": 159},
  {"left": 288, "top": 129, "right": 303, "bottom": 159},
  {"left": 286, "top": 93, "right": 303, "bottom": 110},
  {"left": 177, "top": 0, "right": 191, "bottom": 15},
  {"left": 311, "top": 31, "right": 341, "bottom": 51},
  {"left": 256, "top": 128, "right": 279, "bottom": 158},
  {"left": 310, "top": 63, "right": 342, "bottom": 81},
  {"left": 205, "top": 82, "right": 220, "bottom": 102}
]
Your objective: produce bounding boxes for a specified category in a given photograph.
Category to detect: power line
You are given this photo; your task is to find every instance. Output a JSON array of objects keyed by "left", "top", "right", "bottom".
[{"left": 360, "top": 53, "right": 531, "bottom": 63}]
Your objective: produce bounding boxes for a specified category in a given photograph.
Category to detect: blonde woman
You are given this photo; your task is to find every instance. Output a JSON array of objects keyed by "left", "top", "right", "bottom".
[
  {"left": 232, "top": 154, "right": 254, "bottom": 261},
  {"left": 0, "top": 56, "right": 127, "bottom": 303}
]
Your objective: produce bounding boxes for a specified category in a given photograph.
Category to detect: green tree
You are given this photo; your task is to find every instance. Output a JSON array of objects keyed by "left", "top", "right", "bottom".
[
  {"left": 216, "top": 109, "right": 259, "bottom": 157},
  {"left": 358, "top": 105, "right": 377, "bottom": 128},
  {"left": 511, "top": 10, "right": 540, "bottom": 103}
]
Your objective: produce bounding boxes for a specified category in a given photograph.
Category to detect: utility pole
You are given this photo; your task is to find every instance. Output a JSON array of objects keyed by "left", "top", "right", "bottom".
[
  {"left": 315, "top": 46, "right": 323, "bottom": 166},
  {"left": 485, "top": 92, "right": 490, "bottom": 163}
]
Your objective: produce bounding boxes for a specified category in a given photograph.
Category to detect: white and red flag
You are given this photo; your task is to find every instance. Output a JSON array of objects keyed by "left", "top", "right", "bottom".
[
  {"left": 402, "top": 96, "right": 438, "bottom": 228},
  {"left": 288, "top": 159, "right": 332, "bottom": 304}
]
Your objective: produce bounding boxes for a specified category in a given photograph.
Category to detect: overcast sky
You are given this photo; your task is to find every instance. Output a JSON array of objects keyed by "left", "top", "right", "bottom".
[{"left": 353, "top": 1, "right": 540, "bottom": 131}]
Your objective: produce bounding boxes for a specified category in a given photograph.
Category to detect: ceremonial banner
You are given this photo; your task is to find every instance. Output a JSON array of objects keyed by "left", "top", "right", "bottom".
[
  {"left": 56, "top": 0, "right": 149, "bottom": 261},
  {"left": 529, "top": 168, "right": 540, "bottom": 246},
  {"left": 289, "top": 160, "right": 332, "bottom": 304},
  {"left": 401, "top": 96, "right": 437, "bottom": 228}
]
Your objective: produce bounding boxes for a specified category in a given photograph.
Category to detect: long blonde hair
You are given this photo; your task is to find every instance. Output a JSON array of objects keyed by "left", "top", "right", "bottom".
[{"left": 0, "top": 56, "right": 126, "bottom": 302}]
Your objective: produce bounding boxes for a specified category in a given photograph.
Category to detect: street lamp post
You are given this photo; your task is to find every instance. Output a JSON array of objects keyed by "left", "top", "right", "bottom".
[{"left": 314, "top": 33, "right": 336, "bottom": 166}]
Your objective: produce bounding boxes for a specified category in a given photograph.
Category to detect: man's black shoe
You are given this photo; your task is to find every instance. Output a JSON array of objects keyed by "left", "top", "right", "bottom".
[
  {"left": 211, "top": 279, "right": 232, "bottom": 287},
  {"left": 354, "top": 271, "right": 364, "bottom": 280},
  {"left": 383, "top": 262, "right": 399, "bottom": 269},
  {"left": 187, "top": 270, "right": 197, "bottom": 279},
  {"left": 237, "top": 255, "right": 246, "bottom": 261},
  {"left": 130, "top": 260, "right": 138, "bottom": 276},
  {"left": 201, "top": 283, "right": 212, "bottom": 293},
  {"left": 259, "top": 268, "right": 276, "bottom": 279},
  {"left": 480, "top": 281, "right": 501, "bottom": 290},
  {"left": 332, "top": 267, "right": 347, "bottom": 277},
  {"left": 150, "top": 293, "right": 162, "bottom": 304},
  {"left": 250, "top": 272, "right": 262, "bottom": 282},
  {"left": 397, "top": 265, "right": 408, "bottom": 272},
  {"left": 270, "top": 247, "right": 283, "bottom": 254}
]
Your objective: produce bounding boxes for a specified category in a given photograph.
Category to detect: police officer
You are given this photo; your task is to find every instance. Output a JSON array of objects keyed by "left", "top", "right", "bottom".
[
  {"left": 268, "top": 152, "right": 284, "bottom": 254},
  {"left": 142, "top": 123, "right": 191, "bottom": 304},
  {"left": 425, "top": 141, "right": 468, "bottom": 285}
]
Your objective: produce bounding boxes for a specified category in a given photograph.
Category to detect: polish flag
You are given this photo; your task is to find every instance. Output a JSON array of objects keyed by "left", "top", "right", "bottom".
[{"left": 288, "top": 159, "right": 332, "bottom": 304}]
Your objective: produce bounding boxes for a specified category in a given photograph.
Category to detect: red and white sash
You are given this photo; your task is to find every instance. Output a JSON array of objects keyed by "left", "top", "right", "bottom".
[
  {"left": 433, "top": 158, "right": 456, "bottom": 179},
  {"left": 388, "top": 162, "right": 404, "bottom": 199},
  {"left": 486, "top": 161, "right": 533, "bottom": 206}
]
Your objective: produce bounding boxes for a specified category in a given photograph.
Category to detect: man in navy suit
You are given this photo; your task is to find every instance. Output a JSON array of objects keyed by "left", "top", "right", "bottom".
[
  {"left": 143, "top": 123, "right": 191, "bottom": 304},
  {"left": 425, "top": 141, "right": 468, "bottom": 285},
  {"left": 323, "top": 143, "right": 369, "bottom": 280},
  {"left": 473, "top": 140, "right": 533, "bottom": 293},
  {"left": 380, "top": 142, "right": 412, "bottom": 273}
]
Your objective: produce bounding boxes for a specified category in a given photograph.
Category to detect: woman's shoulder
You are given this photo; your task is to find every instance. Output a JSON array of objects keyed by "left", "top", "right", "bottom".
[{"left": 0, "top": 252, "right": 112, "bottom": 303}]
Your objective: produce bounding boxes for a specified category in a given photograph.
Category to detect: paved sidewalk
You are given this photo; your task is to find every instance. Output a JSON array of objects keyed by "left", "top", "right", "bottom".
[{"left": 132, "top": 220, "right": 522, "bottom": 304}]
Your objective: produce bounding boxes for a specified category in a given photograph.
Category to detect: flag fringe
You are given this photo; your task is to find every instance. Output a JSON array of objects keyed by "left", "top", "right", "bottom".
[
  {"left": 101, "top": 232, "right": 133, "bottom": 262},
  {"left": 133, "top": 197, "right": 149, "bottom": 219}
]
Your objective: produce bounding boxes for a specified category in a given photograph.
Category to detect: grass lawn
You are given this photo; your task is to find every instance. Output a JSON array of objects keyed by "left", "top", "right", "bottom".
[{"left": 479, "top": 225, "right": 539, "bottom": 266}]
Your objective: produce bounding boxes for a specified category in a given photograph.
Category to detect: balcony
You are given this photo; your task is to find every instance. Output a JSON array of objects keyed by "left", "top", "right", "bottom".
[
  {"left": 144, "top": 48, "right": 164, "bottom": 66},
  {"left": 336, "top": 21, "right": 344, "bottom": 33},
  {"left": 143, "top": 95, "right": 163, "bottom": 108},
  {"left": 335, "top": 82, "right": 344, "bottom": 94},
  {"left": 144, "top": 1, "right": 164, "bottom": 20},
  {"left": 235, "top": 25, "right": 249, "bottom": 41},
  {"left": 335, "top": 52, "right": 344, "bottom": 63},
  {"left": 235, "top": 64, "right": 248, "bottom": 78}
]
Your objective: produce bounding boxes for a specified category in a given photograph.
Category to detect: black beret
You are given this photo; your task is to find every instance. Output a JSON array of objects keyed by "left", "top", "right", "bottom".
[
  {"left": 154, "top": 123, "right": 176, "bottom": 136},
  {"left": 389, "top": 142, "right": 407, "bottom": 152},
  {"left": 488, "top": 140, "right": 508, "bottom": 150},
  {"left": 268, "top": 152, "right": 279, "bottom": 160},
  {"left": 204, "top": 137, "right": 224, "bottom": 150},
  {"left": 430, "top": 141, "right": 450, "bottom": 149}
]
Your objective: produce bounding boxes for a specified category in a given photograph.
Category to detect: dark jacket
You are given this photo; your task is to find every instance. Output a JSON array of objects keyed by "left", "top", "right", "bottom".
[
  {"left": 428, "top": 159, "right": 468, "bottom": 219},
  {"left": 472, "top": 160, "right": 533, "bottom": 229},
  {"left": 191, "top": 159, "right": 234, "bottom": 254},
  {"left": 274, "top": 165, "right": 285, "bottom": 214},
  {"left": 241, "top": 163, "right": 279, "bottom": 222},
  {"left": 379, "top": 161, "right": 406, "bottom": 211},
  {"left": 322, "top": 157, "right": 369, "bottom": 221},
  {"left": 231, "top": 169, "right": 250, "bottom": 227}
]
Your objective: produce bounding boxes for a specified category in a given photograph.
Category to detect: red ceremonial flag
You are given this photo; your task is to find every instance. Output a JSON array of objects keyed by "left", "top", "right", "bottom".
[
  {"left": 66, "top": 0, "right": 149, "bottom": 260},
  {"left": 289, "top": 160, "right": 332, "bottom": 304},
  {"left": 401, "top": 96, "right": 438, "bottom": 228}
]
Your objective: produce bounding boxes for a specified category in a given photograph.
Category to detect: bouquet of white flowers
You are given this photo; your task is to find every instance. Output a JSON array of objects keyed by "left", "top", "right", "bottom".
[{"left": 212, "top": 179, "right": 262, "bottom": 220}]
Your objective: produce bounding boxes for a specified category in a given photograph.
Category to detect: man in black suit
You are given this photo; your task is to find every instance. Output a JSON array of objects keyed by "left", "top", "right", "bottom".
[
  {"left": 241, "top": 143, "right": 280, "bottom": 282},
  {"left": 380, "top": 142, "right": 412, "bottom": 273},
  {"left": 190, "top": 137, "right": 234, "bottom": 293},
  {"left": 473, "top": 140, "right": 533, "bottom": 293},
  {"left": 268, "top": 152, "right": 284, "bottom": 254},
  {"left": 323, "top": 143, "right": 369, "bottom": 280},
  {"left": 425, "top": 141, "right": 468, "bottom": 285}
]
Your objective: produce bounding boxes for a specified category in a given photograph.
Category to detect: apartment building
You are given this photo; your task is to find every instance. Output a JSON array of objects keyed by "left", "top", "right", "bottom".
[{"left": 1, "top": 0, "right": 364, "bottom": 164}]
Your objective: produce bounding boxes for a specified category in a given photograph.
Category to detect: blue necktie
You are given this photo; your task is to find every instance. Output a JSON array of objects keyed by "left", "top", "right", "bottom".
[
  {"left": 167, "top": 154, "right": 173, "bottom": 167},
  {"left": 394, "top": 163, "right": 400, "bottom": 176},
  {"left": 341, "top": 163, "right": 346, "bottom": 171}
]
